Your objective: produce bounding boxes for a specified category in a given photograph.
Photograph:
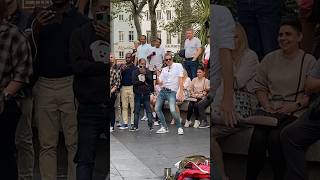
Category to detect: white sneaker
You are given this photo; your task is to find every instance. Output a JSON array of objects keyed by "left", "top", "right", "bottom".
[
  {"left": 193, "top": 120, "right": 200, "bottom": 128},
  {"left": 178, "top": 128, "right": 184, "bottom": 135},
  {"left": 154, "top": 121, "right": 160, "bottom": 126},
  {"left": 141, "top": 115, "right": 148, "bottom": 121},
  {"left": 156, "top": 127, "right": 169, "bottom": 134},
  {"left": 184, "top": 120, "right": 191, "bottom": 128},
  {"left": 170, "top": 119, "right": 175, "bottom": 125}
]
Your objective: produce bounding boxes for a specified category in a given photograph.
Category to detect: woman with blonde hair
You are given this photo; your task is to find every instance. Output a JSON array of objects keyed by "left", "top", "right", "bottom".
[
  {"left": 170, "top": 69, "right": 191, "bottom": 124},
  {"left": 211, "top": 23, "right": 260, "bottom": 180}
]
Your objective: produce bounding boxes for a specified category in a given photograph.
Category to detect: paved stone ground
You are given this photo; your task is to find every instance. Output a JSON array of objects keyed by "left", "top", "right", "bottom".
[{"left": 111, "top": 120, "right": 210, "bottom": 179}]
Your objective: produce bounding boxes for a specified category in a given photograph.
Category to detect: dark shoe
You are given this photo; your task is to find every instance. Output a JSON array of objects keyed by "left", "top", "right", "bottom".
[
  {"left": 129, "top": 127, "right": 137, "bottom": 131},
  {"left": 199, "top": 120, "right": 209, "bottom": 128}
]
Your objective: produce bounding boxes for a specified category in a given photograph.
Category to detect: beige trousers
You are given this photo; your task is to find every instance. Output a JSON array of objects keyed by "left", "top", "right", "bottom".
[
  {"left": 34, "top": 76, "right": 77, "bottom": 180},
  {"left": 120, "top": 86, "right": 134, "bottom": 125}
]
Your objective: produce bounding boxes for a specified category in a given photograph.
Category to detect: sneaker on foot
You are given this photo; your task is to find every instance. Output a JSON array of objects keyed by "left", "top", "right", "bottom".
[
  {"left": 154, "top": 121, "right": 160, "bottom": 126},
  {"left": 141, "top": 115, "right": 148, "bottom": 121},
  {"left": 119, "top": 124, "right": 128, "bottom": 130},
  {"left": 199, "top": 120, "right": 210, "bottom": 128},
  {"left": 193, "top": 120, "right": 200, "bottom": 128},
  {"left": 184, "top": 120, "right": 191, "bottom": 128},
  {"left": 178, "top": 127, "right": 184, "bottom": 135},
  {"left": 170, "top": 119, "right": 175, "bottom": 125},
  {"left": 156, "top": 127, "right": 168, "bottom": 134},
  {"left": 129, "top": 127, "right": 136, "bottom": 131}
]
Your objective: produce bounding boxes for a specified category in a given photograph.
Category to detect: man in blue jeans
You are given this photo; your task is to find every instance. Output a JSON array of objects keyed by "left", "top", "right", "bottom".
[
  {"left": 183, "top": 28, "right": 202, "bottom": 79},
  {"left": 155, "top": 52, "right": 185, "bottom": 135},
  {"left": 236, "top": 0, "right": 282, "bottom": 60},
  {"left": 131, "top": 58, "right": 154, "bottom": 131}
]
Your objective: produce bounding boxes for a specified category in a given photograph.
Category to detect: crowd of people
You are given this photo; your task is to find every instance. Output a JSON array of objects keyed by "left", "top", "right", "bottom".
[
  {"left": 1, "top": 0, "right": 110, "bottom": 179},
  {"left": 109, "top": 31, "right": 212, "bottom": 135},
  {"left": 212, "top": 1, "right": 320, "bottom": 180}
]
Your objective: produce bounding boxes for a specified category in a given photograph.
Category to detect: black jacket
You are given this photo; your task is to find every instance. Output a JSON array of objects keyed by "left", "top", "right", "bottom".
[
  {"left": 132, "top": 68, "right": 154, "bottom": 95},
  {"left": 70, "top": 21, "right": 110, "bottom": 105}
]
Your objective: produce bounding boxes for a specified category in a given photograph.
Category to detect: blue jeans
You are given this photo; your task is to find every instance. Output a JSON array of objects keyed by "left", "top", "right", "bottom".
[
  {"left": 133, "top": 94, "right": 153, "bottom": 129},
  {"left": 236, "top": 0, "right": 282, "bottom": 60},
  {"left": 183, "top": 58, "right": 198, "bottom": 79},
  {"left": 155, "top": 89, "right": 182, "bottom": 129},
  {"left": 74, "top": 103, "right": 110, "bottom": 180}
]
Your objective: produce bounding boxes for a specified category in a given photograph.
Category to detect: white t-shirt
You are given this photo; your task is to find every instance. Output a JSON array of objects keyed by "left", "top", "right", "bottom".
[
  {"left": 148, "top": 46, "right": 165, "bottom": 71},
  {"left": 137, "top": 43, "right": 152, "bottom": 61},
  {"left": 159, "top": 63, "right": 184, "bottom": 92},
  {"left": 184, "top": 37, "right": 202, "bottom": 59},
  {"left": 210, "top": 5, "right": 235, "bottom": 93}
]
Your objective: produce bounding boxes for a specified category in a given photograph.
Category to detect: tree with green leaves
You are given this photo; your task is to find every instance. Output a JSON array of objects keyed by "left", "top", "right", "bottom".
[
  {"left": 111, "top": 0, "right": 147, "bottom": 37},
  {"left": 147, "top": 0, "right": 160, "bottom": 40}
]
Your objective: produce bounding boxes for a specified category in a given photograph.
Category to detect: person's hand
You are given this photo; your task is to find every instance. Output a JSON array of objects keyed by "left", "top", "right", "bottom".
[
  {"left": 111, "top": 86, "right": 117, "bottom": 94},
  {"left": 177, "top": 91, "right": 184, "bottom": 102},
  {"left": 94, "top": 23, "right": 109, "bottom": 40},
  {"left": 34, "top": 10, "right": 56, "bottom": 31},
  {"left": 276, "top": 103, "right": 298, "bottom": 114},
  {"left": 264, "top": 105, "right": 277, "bottom": 114},
  {"left": 220, "top": 96, "right": 237, "bottom": 127}
]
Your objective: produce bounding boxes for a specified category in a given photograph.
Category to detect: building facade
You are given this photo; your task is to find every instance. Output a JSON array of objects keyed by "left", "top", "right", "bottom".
[{"left": 111, "top": 3, "right": 182, "bottom": 62}]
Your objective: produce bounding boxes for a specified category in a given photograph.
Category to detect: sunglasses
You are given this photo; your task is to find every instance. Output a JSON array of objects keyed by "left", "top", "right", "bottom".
[{"left": 165, "top": 58, "right": 172, "bottom": 61}]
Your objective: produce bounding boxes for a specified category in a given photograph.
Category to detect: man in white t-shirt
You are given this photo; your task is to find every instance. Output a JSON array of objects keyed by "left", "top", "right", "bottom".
[
  {"left": 155, "top": 52, "right": 185, "bottom": 135},
  {"left": 210, "top": 4, "right": 237, "bottom": 180},
  {"left": 136, "top": 35, "right": 152, "bottom": 66},
  {"left": 147, "top": 38, "right": 165, "bottom": 72},
  {"left": 183, "top": 28, "right": 202, "bottom": 79}
]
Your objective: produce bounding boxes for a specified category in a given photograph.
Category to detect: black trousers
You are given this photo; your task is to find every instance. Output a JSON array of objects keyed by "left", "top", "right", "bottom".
[
  {"left": 197, "top": 97, "right": 211, "bottom": 122},
  {"left": 281, "top": 111, "right": 320, "bottom": 180},
  {"left": 246, "top": 116, "right": 296, "bottom": 180},
  {"left": 1, "top": 99, "right": 21, "bottom": 180},
  {"left": 74, "top": 103, "right": 111, "bottom": 180}
]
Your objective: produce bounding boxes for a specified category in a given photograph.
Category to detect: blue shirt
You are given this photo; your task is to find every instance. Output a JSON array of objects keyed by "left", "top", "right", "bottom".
[{"left": 121, "top": 64, "right": 136, "bottom": 86}]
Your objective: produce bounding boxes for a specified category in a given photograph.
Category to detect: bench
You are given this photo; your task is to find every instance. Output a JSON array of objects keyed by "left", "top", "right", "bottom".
[{"left": 163, "top": 100, "right": 320, "bottom": 162}]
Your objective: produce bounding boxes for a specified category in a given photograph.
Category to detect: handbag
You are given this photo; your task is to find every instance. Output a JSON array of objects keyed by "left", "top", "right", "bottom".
[
  {"left": 234, "top": 78, "right": 253, "bottom": 119},
  {"left": 244, "top": 53, "right": 306, "bottom": 126}
]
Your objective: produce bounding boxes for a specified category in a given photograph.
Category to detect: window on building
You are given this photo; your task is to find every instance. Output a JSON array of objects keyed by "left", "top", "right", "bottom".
[
  {"left": 177, "top": 33, "right": 181, "bottom": 44},
  {"left": 119, "top": 51, "right": 124, "bottom": 59},
  {"left": 166, "top": 10, "right": 171, "bottom": 20},
  {"left": 146, "top": 11, "right": 149, "bottom": 20},
  {"left": 166, "top": 32, "right": 171, "bottom": 44},
  {"left": 119, "top": 31, "right": 124, "bottom": 42},
  {"left": 156, "top": 10, "right": 162, "bottom": 20},
  {"left": 129, "top": 31, "right": 134, "bottom": 42},
  {"left": 146, "top": 31, "right": 151, "bottom": 44},
  {"left": 157, "top": 31, "right": 161, "bottom": 39},
  {"left": 119, "top": 14, "right": 124, "bottom": 21}
]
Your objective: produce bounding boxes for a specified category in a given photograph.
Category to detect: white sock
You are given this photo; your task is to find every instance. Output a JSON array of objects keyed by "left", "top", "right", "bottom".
[{"left": 152, "top": 112, "right": 156, "bottom": 118}]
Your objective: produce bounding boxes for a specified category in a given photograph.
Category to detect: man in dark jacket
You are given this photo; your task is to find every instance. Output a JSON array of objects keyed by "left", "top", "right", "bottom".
[
  {"left": 69, "top": 0, "right": 110, "bottom": 179},
  {"left": 130, "top": 58, "right": 154, "bottom": 131}
]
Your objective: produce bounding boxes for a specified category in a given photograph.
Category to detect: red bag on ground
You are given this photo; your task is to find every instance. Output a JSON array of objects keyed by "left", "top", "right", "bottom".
[{"left": 177, "top": 162, "right": 210, "bottom": 180}]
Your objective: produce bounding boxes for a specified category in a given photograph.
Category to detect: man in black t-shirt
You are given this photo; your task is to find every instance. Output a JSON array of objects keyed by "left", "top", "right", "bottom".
[{"left": 70, "top": 0, "right": 110, "bottom": 179}]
